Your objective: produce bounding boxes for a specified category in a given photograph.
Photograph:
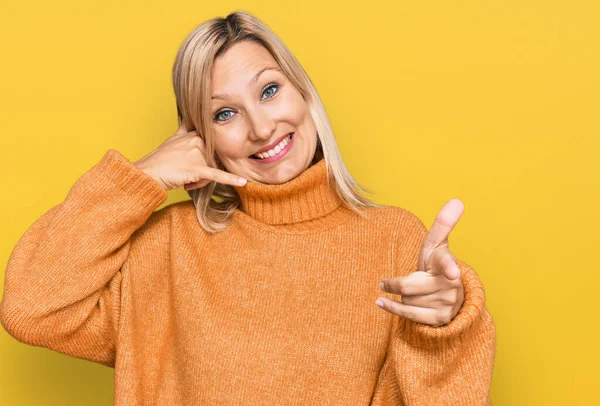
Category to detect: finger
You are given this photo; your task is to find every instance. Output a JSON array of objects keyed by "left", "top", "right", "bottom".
[
  {"left": 380, "top": 271, "right": 443, "bottom": 297},
  {"left": 422, "top": 199, "right": 464, "bottom": 252},
  {"left": 199, "top": 166, "right": 247, "bottom": 187},
  {"left": 184, "top": 179, "right": 211, "bottom": 191},
  {"left": 428, "top": 248, "right": 460, "bottom": 280},
  {"left": 175, "top": 120, "right": 189, "bottom": 135},
  {"left": 375, "top": 297, "right": 441, "bottom": 326},
  {"left": 430, "top": 248, "right": 461, "bottom": 280},
  {"left": 402, "top": 288, "right": 459, "bottom": 308}
]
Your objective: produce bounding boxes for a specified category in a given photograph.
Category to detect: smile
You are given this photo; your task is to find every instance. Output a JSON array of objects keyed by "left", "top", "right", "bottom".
[{"left": 249, "top": 133, "right": 294, "bottom": 163}]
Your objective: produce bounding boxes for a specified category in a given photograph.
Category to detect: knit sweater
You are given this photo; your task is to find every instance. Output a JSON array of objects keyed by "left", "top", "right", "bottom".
[{"left": 0, "top": 149, "right": 496, "bottom": 405}]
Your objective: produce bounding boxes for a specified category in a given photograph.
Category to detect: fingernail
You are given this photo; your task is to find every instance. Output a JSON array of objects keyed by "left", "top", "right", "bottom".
[
  {"left": 238, "top": 177, "right": 247, "bottom": 186},
  {"left": 376, "top": 299, "right": 384, "bottom": 308},
  {"left": 379, "top": 281, "right": 385, "bottom": 290}
]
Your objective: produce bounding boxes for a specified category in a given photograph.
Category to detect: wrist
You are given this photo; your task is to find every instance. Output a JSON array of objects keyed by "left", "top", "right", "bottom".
[{"left": 133, "top": 161, "right": 168, "bottom": 191}]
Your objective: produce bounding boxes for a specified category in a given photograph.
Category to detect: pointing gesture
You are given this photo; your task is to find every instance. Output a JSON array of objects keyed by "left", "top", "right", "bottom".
[
  {"left": 133, "top": 121, "right": 248, "bottom": 191},
  {"left": 376, "top": 199, "right": 466, "bottom": 327}
]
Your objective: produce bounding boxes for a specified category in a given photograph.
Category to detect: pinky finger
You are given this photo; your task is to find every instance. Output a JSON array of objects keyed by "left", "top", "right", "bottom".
[{"left": 376, "top": 297, "right": 438, "bottom": 325}]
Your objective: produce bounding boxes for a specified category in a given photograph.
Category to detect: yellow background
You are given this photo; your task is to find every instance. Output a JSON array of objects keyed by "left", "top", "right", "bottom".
[{"left": 1, "top": 1, "right": 598, "bottom": 404}]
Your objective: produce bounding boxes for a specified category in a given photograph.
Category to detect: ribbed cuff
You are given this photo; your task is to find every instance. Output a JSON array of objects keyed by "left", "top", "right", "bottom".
[
  {"left": 401, "top": 260, "right": 486, "bottom": 350},
  {"left": 93, "top": 149, "right": 167, "bottom": 212}
]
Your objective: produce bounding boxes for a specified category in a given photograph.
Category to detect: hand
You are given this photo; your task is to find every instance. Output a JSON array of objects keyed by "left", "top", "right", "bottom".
[
  {"left": 133, "top": 121, "right": 248, "bottom": 191},
  {"left": 376, "top": 199, "right": 466, "bottom": 327}
]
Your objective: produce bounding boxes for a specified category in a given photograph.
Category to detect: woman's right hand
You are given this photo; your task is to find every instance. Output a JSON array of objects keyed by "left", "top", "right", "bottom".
[{"left": 133, "top": 122, "right": 247, "bottom": 192}]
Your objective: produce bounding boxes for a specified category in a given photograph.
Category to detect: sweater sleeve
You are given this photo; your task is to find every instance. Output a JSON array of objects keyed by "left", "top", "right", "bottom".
[
  {"left": 371, "top": 210, "right": 496, "bottom": 405},
  {"left": 0, "top": 149, "right": 167, "bottom": 368}
]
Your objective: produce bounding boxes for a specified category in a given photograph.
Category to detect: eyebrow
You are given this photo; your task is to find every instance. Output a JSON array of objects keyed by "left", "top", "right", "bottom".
[{"left": 211, "top": 66, "right": 281, "bottom": 100}]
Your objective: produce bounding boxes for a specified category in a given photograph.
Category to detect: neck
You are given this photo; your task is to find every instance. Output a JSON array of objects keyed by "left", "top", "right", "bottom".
[{"left": 232, "top": 158, "right": 343, "bottom": 225}]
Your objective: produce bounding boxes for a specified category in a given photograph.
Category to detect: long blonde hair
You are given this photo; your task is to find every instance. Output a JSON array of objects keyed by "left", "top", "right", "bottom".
[{"left": 172, "top": 10, "right": 380, "bottom": 233}]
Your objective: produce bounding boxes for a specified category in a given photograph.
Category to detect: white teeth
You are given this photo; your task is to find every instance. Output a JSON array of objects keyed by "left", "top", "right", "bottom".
[{"left": 255, "top": 134, "right": 292, "bottom": 159}]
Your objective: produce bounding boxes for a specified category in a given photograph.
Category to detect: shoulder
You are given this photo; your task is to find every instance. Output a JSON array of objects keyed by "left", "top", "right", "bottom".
[
  {"left": 132, "top": 199, "right": 196, "bottom": 240},
  {"left": 361, "top": 204, "right": 427, "bottom": 235}
]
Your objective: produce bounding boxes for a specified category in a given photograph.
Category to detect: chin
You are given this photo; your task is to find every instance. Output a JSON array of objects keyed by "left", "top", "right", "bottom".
[{"left": 250, "top": 155, "right": 311, "bottom": 185}]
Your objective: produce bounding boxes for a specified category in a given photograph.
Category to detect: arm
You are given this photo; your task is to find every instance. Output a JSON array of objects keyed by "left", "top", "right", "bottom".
[
  {"left": 0, "top": 149, "right": 167, "bottom": 367},
  {"left": 371, "top": 210, "right": 496, "bottom": 405}
]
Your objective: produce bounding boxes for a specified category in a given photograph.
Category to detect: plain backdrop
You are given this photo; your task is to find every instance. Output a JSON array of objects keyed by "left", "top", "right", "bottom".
[{"left": 1, "top": 1, "right": 599, "bottom": 404}]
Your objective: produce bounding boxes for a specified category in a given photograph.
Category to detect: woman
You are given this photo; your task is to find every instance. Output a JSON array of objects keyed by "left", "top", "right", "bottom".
[{"left": 0, "top": 10, "right": 495, "bottom": 405}]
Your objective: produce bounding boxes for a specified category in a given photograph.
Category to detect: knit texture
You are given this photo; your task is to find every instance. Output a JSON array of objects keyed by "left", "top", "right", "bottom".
[{"left": 0, "top": 149, "right": 496, "bottom": 405}]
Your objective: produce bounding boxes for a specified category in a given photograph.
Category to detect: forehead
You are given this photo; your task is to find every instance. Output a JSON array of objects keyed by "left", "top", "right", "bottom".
[{"left": 211, "top": 41, "right": 279, "bottom": 92}]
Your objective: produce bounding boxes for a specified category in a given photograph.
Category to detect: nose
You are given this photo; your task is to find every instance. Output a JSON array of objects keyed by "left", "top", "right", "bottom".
[{"left": 247, "top": 105, "right": 276, "bottom": 142}]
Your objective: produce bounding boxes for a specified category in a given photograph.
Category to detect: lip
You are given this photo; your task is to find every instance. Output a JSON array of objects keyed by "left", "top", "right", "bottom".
[
  {"left": 249, "top": 133, "right": 294, "bottom": 163},
  {"left": 251, "top": 132, "right": 294, "bottom": 156}
]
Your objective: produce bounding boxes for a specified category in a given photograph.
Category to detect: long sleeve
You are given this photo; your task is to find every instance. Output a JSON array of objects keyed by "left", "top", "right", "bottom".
[
  {"left": 371, "top": 210, "right": 496, "bottom": 405},
  {"left": 0, "top": 149, "right": 167, "bottom": 367}
]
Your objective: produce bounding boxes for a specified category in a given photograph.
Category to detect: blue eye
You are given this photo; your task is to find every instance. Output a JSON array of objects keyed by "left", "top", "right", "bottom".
[
  {"left": 214, "top": 110, "right": 234, "bottom": 121},
  {"left": 261, "top": 83, "right": 279, "bottom": 100},
  {"left": 213, "top": 83, "right": 280, "bottom": 122}
]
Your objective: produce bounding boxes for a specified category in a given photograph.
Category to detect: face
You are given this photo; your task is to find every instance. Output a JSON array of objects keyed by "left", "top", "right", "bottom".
[{"left": 210, "top": 40, "right": 318, "bottom": 184}]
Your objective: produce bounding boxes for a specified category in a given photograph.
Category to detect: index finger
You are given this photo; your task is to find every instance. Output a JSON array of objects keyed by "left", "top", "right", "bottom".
[{"left": 200, "top": 166, "right": 247, "bottom": 187}]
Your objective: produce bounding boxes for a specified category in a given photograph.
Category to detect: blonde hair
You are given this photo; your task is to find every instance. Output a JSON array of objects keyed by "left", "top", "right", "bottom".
[{"left": 172, "top": 10, "right": 380, "bottom": 233}]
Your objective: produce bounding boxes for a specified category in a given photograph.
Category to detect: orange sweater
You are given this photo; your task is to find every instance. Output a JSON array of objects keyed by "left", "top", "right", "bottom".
[{"left": 0, "top": 150, "right": 496, "bottom": 405}]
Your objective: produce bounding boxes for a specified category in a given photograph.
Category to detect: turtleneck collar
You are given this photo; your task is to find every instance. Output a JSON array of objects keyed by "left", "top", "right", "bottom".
[{"left": 232, "top": 158, "right": 343, "bottom": 225}]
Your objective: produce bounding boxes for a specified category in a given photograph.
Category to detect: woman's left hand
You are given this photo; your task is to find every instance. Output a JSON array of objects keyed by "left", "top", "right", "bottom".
[{"left": 376, "top": 199, "right": 466, "bottom": 327}]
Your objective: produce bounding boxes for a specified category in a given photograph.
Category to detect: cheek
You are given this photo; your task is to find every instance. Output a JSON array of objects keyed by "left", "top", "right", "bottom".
[
  {"left": 213, "top": 129, "right": 246, "bottom": 158},
  {"left": 279, "top": 90, "right": 309, "bottom": 124}
]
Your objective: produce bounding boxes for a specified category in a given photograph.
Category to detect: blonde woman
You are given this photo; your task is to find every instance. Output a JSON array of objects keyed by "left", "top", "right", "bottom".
[{"left": 0, "top": 10, "right": 496, "bottom": 405}]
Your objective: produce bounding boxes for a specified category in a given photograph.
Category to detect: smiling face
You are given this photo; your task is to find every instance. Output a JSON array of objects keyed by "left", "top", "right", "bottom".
[{"left": 210, "top": 40, "right": 318, "bottom": 184}]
